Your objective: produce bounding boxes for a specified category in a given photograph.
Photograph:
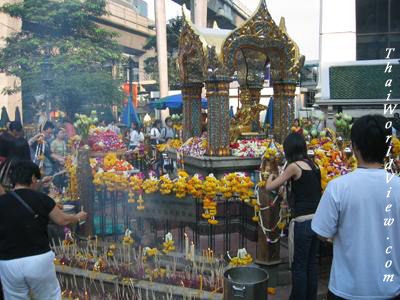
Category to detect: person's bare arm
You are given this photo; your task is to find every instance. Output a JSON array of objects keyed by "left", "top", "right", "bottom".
[
  {"left": 265, "top": 164, "right": 298, "bottom": 191},
  {"left": 0, "top": 185, "right": 5, "bottom": 196},
  {"left": 28, "top": 133, "right": 43, "bottom": 147},
  {"left": 49, "top": 206, "right": 87, "bottom": 226}
]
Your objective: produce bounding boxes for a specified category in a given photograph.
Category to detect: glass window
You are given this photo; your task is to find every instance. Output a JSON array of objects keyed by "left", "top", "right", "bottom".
[
  {"left": 390, "top": 0, "right": 400, "bottom": 31},
  {"left": 389, "top": 34, "right": 400, "bottom": 57},
  {"left": 357, "top": 0, "right": 389, "bottom": 34},
  {"left": 357, "top": 34, "right": 389, "bottom": 60},
  {"left": 356, "top": 0, "right": 399, "bottom": 60}
]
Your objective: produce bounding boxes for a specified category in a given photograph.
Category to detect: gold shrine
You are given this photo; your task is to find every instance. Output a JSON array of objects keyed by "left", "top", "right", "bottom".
[{"left": 178, "top": 0, "right": 304, "bottom": 155}]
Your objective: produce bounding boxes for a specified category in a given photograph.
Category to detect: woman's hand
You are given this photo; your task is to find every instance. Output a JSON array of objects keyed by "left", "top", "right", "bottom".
[
  {"left": 41, "top": 176, "right": 53, "bottom": 187},
  {"left": 76, "top": 211, "right": 88, "bottom": 223}
]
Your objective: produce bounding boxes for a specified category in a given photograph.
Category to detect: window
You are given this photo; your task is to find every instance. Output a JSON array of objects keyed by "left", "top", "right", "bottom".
[
  {"left": 304, "top": 91, "right": 316, "bottom": 108},
  {"left": 356, "top": 0, "right": 400, "bottom": 60}
]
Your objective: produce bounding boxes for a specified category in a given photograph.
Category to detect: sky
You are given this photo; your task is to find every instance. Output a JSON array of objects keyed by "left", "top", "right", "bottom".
[
  {"left": 145, "top": 0, "right": 259, "bottom": 21},
  {"left": 144, "top": 0, "right": 320, "bottom": 61}
]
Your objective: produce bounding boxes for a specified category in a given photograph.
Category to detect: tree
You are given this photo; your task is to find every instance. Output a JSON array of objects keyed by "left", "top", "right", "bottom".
[
  {"left": 144, "top": 16, "right": 182, "bottom": 90},
  {"left": 0, "top": 0, "right": 124, "bottom": 121}
]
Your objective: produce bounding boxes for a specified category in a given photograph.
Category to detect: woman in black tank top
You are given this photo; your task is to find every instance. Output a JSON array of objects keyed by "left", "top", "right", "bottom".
[{"left": 266, "top": 133, "right": 321, "bottom": 300}]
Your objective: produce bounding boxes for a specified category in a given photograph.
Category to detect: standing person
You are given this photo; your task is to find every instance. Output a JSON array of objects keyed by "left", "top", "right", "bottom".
[
  {"left": 0, "top": 160, "right": 87, "bottom": 299},
  {"left": 0, "top": 138, "right": 33, "bottom": 193},
  {"left": 107, "top": 120, "right": 121, "bottom": 135},
  {"left": 63, "top": 116, "right": 76, "bottom": 139},
  {"left": 150, "top": 120, "right": 162, "bottom": 145},
  {"left": 265, "top": 132, "right": 321, "bottom": 300},
  {"left": 50, "top": 128, "right": 66, "bottom": 166},
  {"left": 0, "top": 121, "right": 26, "bottom": 164},
  {"left": 392, "top": 112, "right": 400, "bottom": 137},
  {"left": 150, "top": 120, "right": 162, "bottom": 175},
  {"left": 201, "top": 112, "right": 208, "bottom": 134},
  {"left": 50, "top": 128, "right": 67, "bottom": 189},
  {"left": 312, "top": 115, "right": 400, "bottom": 299},
  {"left": 160, "top": 117, "right": 176, "bottom": 143},
  {"left": 28, "top": 121, "right": 55, "bottom": 176},
  {"left": 129, "top": 122, "right": 144, "bottom": 150}
]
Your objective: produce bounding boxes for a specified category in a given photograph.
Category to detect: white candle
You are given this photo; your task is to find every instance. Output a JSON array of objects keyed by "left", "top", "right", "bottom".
[
  {"left": 190, "top": 241, "right": 195, "bottom": 261},
  {"left": 184, "top": 233, "right": 189, "bottom": 258}
]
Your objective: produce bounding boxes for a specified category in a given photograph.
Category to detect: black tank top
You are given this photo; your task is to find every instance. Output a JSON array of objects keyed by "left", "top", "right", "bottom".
[{"left": 290, "top": 159, "right": 322, "bottom": 217}]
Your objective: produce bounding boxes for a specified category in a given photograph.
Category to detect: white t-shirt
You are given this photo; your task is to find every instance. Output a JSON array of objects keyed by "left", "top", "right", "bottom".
[
  {"left": 129, "top": 130, "right": 144, "bottom": 147},
  {"left": 312, "top": 168, "right": 400, "bottom": 299},
  {"left": 150, "top": 127, "right": 161, "bottom": 144}
]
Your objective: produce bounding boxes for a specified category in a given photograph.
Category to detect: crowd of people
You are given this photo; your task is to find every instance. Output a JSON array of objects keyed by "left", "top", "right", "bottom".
[
  {"left": 0, "top": 120, "right": 88, "bottom": 299},
  {"left": 0, "top": 114, "right": 399, "bottom": 299}
]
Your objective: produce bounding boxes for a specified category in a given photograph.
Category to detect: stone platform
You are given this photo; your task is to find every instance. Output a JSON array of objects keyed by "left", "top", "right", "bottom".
[{"left": 166, "top": 150, "right": 261, "bottom": 178}]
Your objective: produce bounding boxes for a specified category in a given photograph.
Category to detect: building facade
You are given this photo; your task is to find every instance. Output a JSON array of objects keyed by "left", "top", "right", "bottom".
[{"left": 315, "top": 0, "right": 400, "bottom": 126}]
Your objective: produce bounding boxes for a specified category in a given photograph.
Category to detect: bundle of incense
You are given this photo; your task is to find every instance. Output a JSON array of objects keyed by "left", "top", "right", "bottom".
[
  {"left": 167, "top": 289, "right": 173, "bottom": 300},
  {"left": 52, "top": 169, "right": 67, "bottom": 178}
]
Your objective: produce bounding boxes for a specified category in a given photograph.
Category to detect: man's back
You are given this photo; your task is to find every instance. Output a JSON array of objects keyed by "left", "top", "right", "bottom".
[{"left": 312, "top": 168, "right": 400, "bottom": 299}]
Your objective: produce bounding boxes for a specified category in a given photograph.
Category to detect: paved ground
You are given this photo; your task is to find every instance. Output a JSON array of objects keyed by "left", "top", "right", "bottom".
[{"left": 269, "top": 279, "right": 329, "bottom": 299}]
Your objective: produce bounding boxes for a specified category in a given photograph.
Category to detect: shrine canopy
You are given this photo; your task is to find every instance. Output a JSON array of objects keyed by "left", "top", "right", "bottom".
[{"left": 150, "top": 94, "right": 208, "bottom": 110}]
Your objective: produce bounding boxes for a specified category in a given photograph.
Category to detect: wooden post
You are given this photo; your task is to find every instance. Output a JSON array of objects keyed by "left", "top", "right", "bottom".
[
  {"left": 77, "top": 148, "right": 94, "bottom": 235},
  {"left": 256, "top": 188, "right": 280, "bottom": 263},
  {"left": 256, "top": 157, "right": 282, "bottom": 290}
]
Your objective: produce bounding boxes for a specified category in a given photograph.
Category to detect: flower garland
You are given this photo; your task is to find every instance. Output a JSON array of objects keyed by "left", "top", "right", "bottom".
[
  {"left": 173, "top": 170, "right": 189, "bottom": 198},
  {"left": 160, "top": 175, "right": 174, "bottom": 195},
  {"left": 227, "top": 248, "right": 253, "bottom": 266},
  {"left": 202, "top": 197, "right": 218, "bottom": 225},
  {"left": 162, "top": 233, "right": 176, "bottom": 254}
]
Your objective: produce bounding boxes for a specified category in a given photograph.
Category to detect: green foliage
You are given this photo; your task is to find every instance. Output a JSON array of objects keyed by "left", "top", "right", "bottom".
[
  {"left": 0, "top": 0, "right": 124, "bottom": 119},
  {"left": 144, "top": 16, "right": 182, "bottom": 89}
]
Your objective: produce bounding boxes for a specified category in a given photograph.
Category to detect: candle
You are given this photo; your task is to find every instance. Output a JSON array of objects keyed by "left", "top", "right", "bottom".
[
  {"left": 190, "top": 242, "right": 195, "bottom": 261},
  {"left": 184, "top": 233, "right": 189, "bottom": 258},
  {"left": 199, "top": 275, "right": 203, "bottom": 291},
  {"left": 210, "top": 250, "right": 214, "bottom": 260}
]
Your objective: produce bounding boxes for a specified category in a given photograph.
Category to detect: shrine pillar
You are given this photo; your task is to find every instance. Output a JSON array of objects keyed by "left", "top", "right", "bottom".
[
  {"left": 272, "top": 81, "right": 296, "bottom": 143},
  {"left": 205, "top": 78, "right": 231, "bottom": 156},
  {"left": 182, "top": 83, "right": 203, "bottom": 141}
]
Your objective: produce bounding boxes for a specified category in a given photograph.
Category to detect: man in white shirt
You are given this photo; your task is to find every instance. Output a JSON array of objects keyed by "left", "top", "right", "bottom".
[
  {"left": 129, "top": 122, "right": 144, "bottom": 149},
  {"left": 312, "top": 115, "right": 400, "bottom": 299}
]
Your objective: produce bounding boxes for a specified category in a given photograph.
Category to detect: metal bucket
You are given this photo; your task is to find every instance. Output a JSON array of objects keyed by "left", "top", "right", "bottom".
[{"left": 224, "top": 266, "right": 269, "bottom": 300}]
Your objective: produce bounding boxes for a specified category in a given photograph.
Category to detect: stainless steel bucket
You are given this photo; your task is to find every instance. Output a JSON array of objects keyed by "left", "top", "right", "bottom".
[{"left": 223, "top": 266, "right": 269, "bottom": 300}]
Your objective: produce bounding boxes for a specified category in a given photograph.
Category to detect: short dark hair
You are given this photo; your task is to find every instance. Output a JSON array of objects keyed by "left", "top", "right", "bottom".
[
  {"left": 43, "top": 121, "right": 55, "bottom": 131},
  {"left": 153, "top": 120, "right": 162, "bottom": 127},
  {"left": 9, "top": 121, "right": 23, "bottom": 132},
  {"left": 9, "top": 160, "right": 41, "bottom": 186},
  {"left": 283, "top": 132, "right": 308, "bottom": 163},
  {"left": 350, "top": 114, "right": 391, "bottom": 163},
  {"left": 165, "top": 117, "right": 172, "bottom": 123}
]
